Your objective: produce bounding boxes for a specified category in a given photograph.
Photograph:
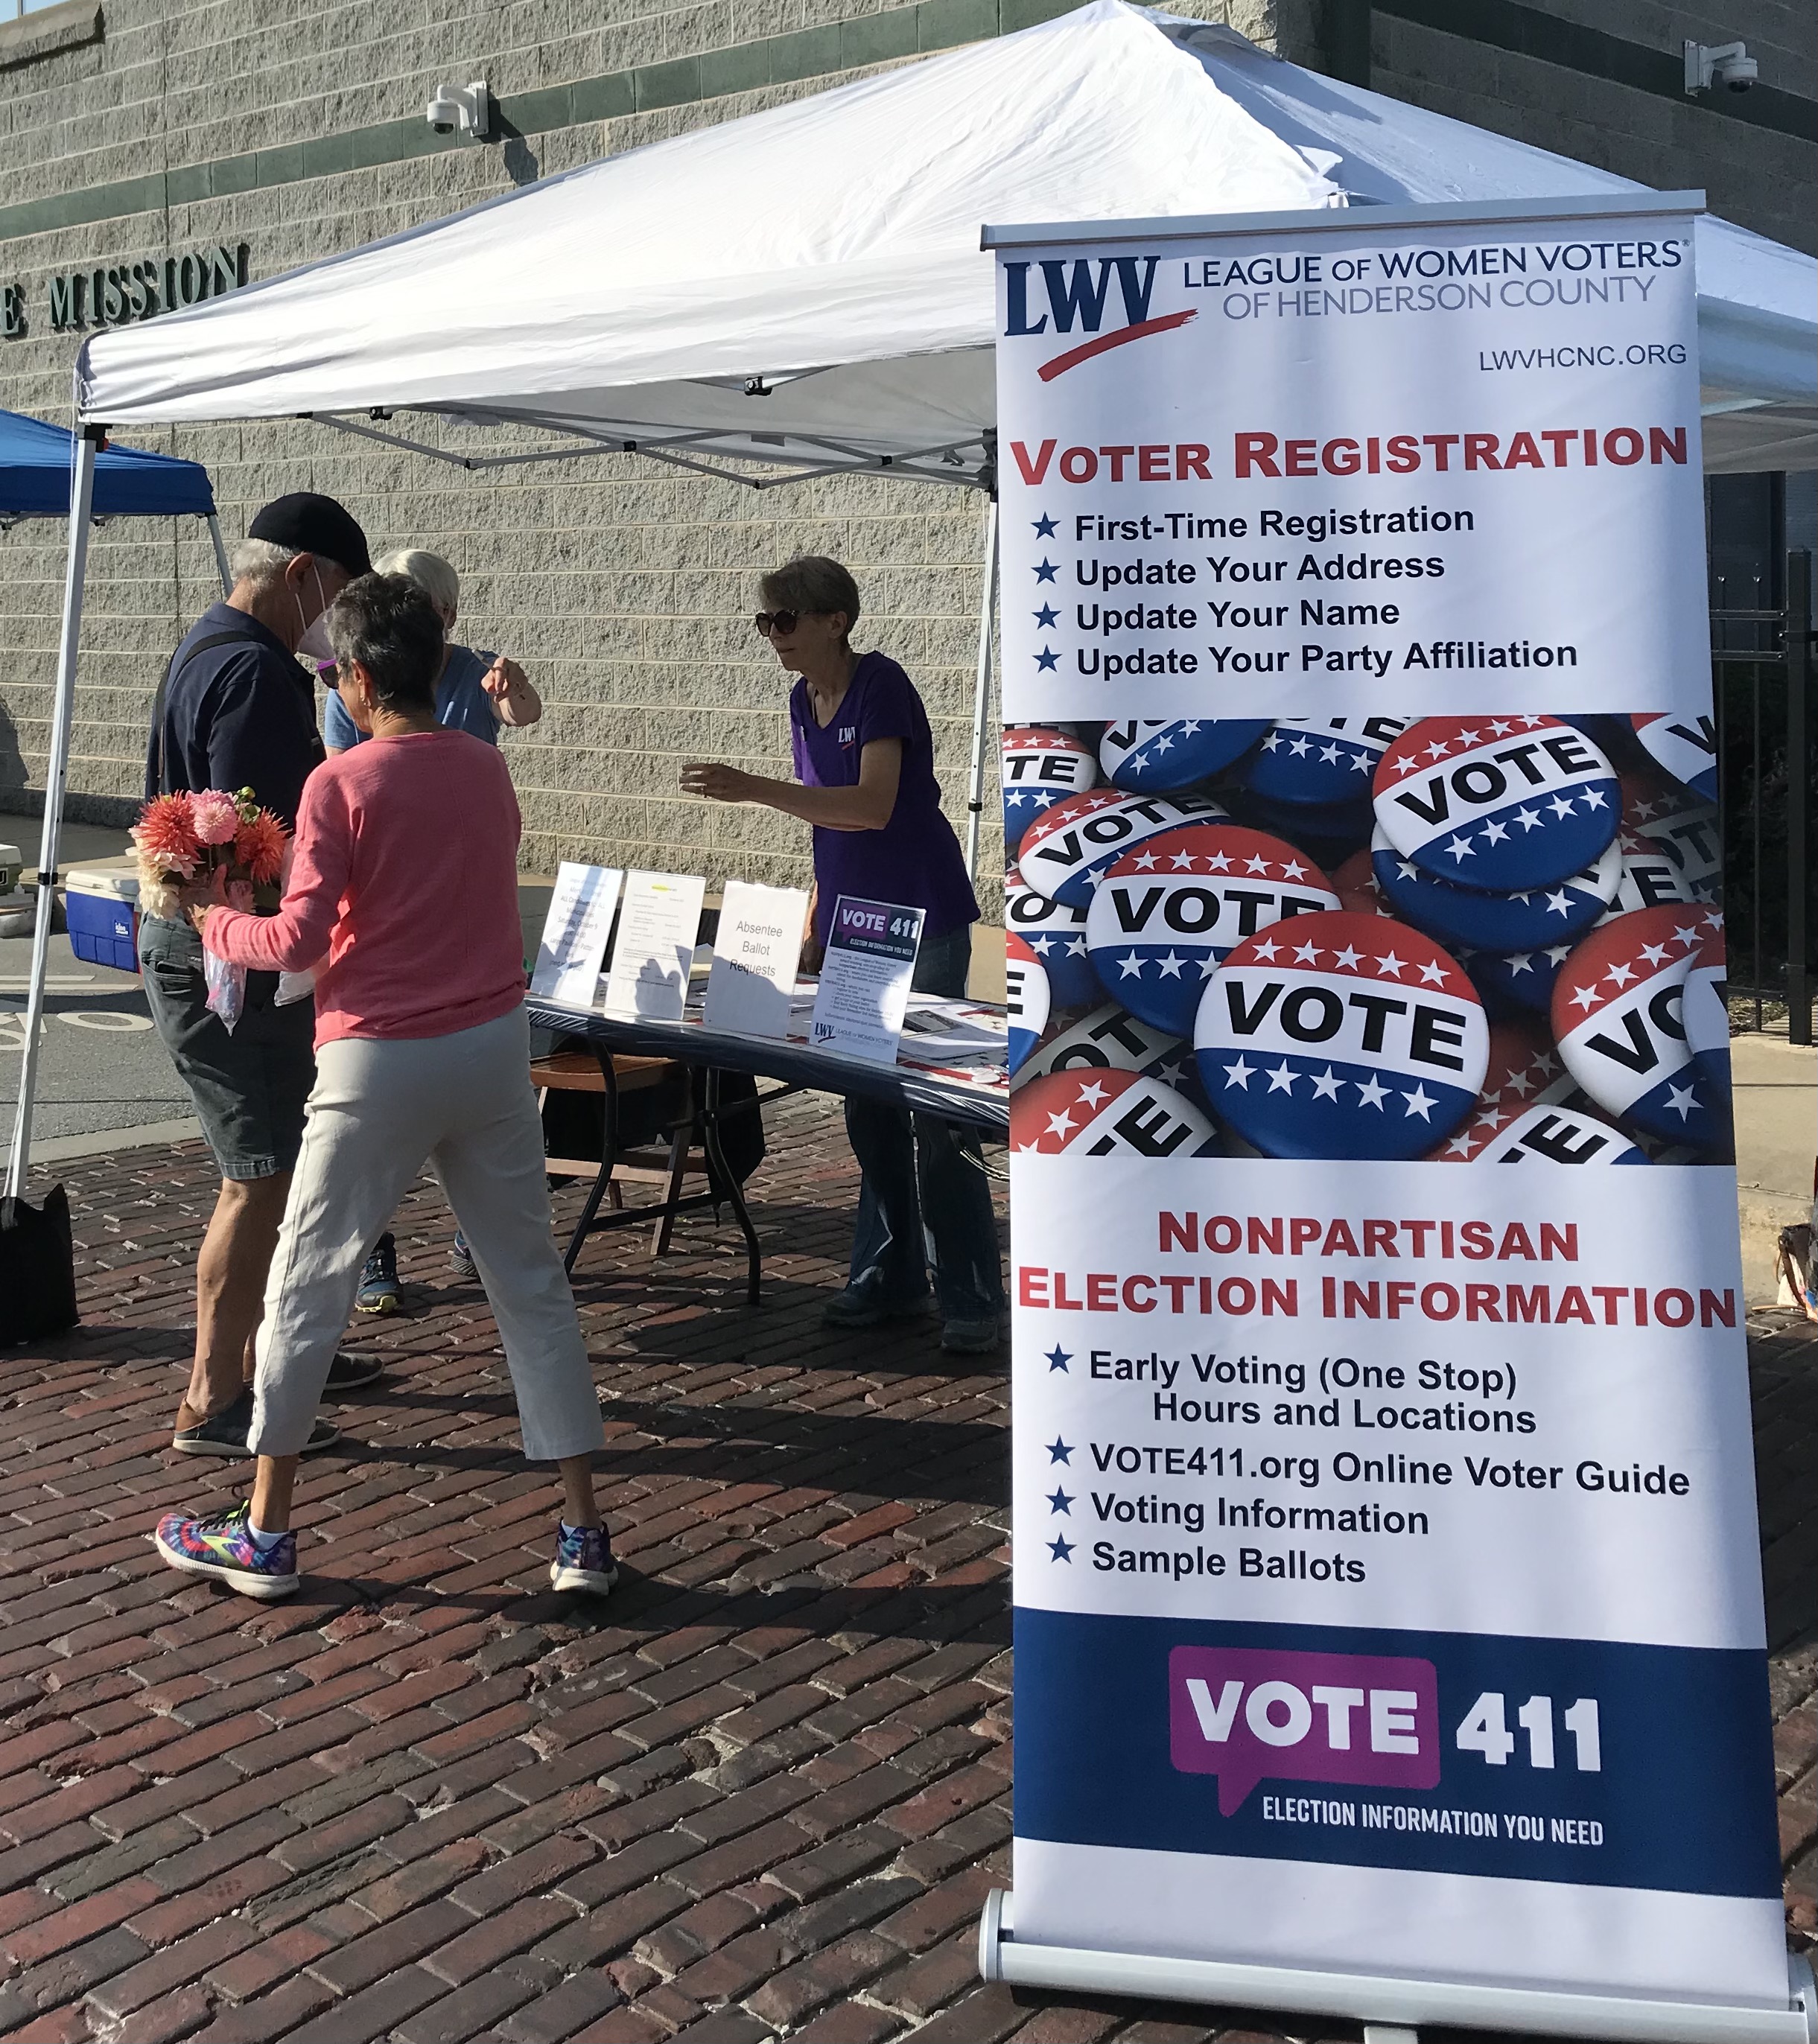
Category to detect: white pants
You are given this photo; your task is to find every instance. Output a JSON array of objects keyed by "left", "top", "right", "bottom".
[{"left": 249, "top": 1005, "right": 605, "bottom": 1463}]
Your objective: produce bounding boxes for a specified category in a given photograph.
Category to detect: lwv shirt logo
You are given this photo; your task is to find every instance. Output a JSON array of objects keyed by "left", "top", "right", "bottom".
[{"left": 1002, "top": 257, "right": 1196, "bottom": 381}]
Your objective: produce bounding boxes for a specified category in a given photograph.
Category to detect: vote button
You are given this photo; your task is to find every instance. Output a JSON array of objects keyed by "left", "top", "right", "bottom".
[
  {"left": 1373, "top": 715, "right": 1619, "bottom": 891},
  {"left": 1010, "top": 1068, "right": 1219, "bottom": 1158},
  {"left": 1195, "top": 908, "right": 1487, "bottom": 1159},
  {"left": 1086, "top": 824, "right": 1337, "bottom": 1038}
]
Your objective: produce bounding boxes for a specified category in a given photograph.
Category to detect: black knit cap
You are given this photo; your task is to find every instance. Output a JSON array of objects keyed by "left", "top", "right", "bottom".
[{"left": 247, "top": 491, "right": 371, "bottom": 577}]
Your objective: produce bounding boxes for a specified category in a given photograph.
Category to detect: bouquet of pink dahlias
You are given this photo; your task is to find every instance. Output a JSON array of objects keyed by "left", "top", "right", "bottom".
[{"left": 130, "top": 787, "right": 290, "bottom": 1029}]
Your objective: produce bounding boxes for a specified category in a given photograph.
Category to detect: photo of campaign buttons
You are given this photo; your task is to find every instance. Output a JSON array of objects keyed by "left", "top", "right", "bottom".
[
  {"left": 1630, "top": 800, "right": 1722, "bottom": 901},
  {"left": 1195, "top": 908, "right": 1488, "bottom": 1160},
  {"left": 1002, "top": 726, "right": 1097, "bottom": 854},
  {"left": 1373, "top": 715, "right": 1619, "bottom": 891},
  {"left": 1457, "top": 941, "right": 1576, "bottom": 1015},
  {"left": 1098, "top": 718, "right": 1270, "bottom": 792},
  {"left": 1598, "top": 828, "right": 1700, "bottom": 921},
  {"left": 1684, "top": 910, "right": 1731, "bottom": 1107},
  {"left": 1084, "top": 824, "right": 1338, "bottom": 1037},
  {"left": 1005, "top": 934, "right": 1051, "bottom": 1078},
  {"left": 1632, "top": 712, "right": 1720, "bottom": 803},
  {"left": 1327, "top": 849, "right": 1391, "bottom": 917},
  {"left": 1009, "top": 1067, "right": 1219, "bottom": 1157},
  {"left": 1244, "top": 716, "right": 1411, "bottom": 808},
  {"left": 1227, "top": 787, "right": 1374, "bottom": 863},
  {"left": 1370, "top": 824, "right": 1619, "bottom": 952},
  {"left": 1017, "top": 787, "right": 1229, "bottom": 908},
  {"left": 1005, "top": 862, "right": 1099, "bottom": 1010},
  {"left": 1014, "top": 996, "right": 1186, "bottom": 1091},
  {"left": 1430, "top": 1017, "right": 1573, "bottom": 1159},
  {"left": 1478, "top": 1101, "right": 1650, "bottom": 1165},
  {"left": 1551, "top": 905, "right": 1732, "bottom": 1156}
]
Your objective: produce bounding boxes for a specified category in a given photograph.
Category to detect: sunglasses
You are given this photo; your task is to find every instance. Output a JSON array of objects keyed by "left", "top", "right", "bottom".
[{"left": 754, "top": 611, "right": 801, "bottom": 637}]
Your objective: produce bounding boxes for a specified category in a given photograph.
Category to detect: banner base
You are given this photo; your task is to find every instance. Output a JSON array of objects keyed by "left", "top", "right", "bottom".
[{"left": 977, "top": 1891, "right": 1818, "bottom": 2043}]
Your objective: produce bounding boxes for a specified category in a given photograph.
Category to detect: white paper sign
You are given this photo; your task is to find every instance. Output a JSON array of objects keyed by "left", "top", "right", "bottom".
[
  {"left": 807, "top": 895, "right": 924, "bottom": 1065},
  {"left": 603, "top": 870, "right": 706, "bottom": 1021},
  {"left": 531, "top": 862, "right": 623, "bottom": 1008},
  {"left": 703, "top": 880, "right": 809, "bottom": 1039}
]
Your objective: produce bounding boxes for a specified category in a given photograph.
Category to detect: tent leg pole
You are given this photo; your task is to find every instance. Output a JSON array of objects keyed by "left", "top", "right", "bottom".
[
  {"left": 964, "top": 496, "right": 999, "bottom": 882},
  {"left": 5, "top": 428, "right": 99, "bottom": 1203},
  {"left": 206, "top": 512, "right": 232, "bottom": 595}
]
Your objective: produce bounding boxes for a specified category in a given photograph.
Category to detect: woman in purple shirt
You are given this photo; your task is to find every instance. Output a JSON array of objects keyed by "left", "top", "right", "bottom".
[{"left": 681, "top": 556, "right": 1001, "bottom": 1352}]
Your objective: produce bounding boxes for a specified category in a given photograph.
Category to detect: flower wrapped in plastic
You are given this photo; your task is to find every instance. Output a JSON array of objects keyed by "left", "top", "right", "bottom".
[{"left": 130, "top": 788, "right": 290, "bottom": 1031}]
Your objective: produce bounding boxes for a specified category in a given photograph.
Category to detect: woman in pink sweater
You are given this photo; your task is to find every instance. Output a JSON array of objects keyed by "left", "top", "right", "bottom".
[{"left": 152, "top": 573, "right": 614, "bottom": 1600}]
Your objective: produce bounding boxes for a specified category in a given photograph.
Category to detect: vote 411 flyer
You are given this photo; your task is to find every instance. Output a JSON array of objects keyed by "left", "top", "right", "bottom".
[{"left": 991, "top": 199, "right": 1787, "bottom": 2030}]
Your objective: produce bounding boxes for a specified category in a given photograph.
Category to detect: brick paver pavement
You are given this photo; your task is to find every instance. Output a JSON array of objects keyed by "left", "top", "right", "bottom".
[{"left": 1, "top": 1095, "right": 1813, "bottom": 2043}]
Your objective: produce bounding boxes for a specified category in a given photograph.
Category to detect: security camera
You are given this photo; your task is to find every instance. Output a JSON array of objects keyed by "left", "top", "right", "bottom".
[
  {"left": 425, "top": 80, "right": 491, "bottom": 139},
  {"left": 1684, "top": 39, "right": 1757, "bottom": 95}
]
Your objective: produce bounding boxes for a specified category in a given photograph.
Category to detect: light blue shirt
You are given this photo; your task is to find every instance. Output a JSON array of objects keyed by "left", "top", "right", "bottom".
[{"left": 322, "top": 643, "right": 500, "bottom": 749}]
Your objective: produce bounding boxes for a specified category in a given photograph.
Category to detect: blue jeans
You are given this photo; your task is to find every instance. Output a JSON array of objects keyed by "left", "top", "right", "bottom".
[{"left": 844, "top": 923, "right": 1005, "bottom": 1322}]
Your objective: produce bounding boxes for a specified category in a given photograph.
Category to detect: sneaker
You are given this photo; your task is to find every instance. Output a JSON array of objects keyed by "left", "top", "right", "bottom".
[
  {"left": 550, "top": 1521, "right": 619, "bottom": 1596},
  {"left": 821, "top": 1285, "right": 934, "bottom": 1330},
  {"left": 325, "top": 1350, "right": 384, "bottom": 1391},
  {"left": 172, "top": 1389, "right": 339, "bottom": 1459},
  {"left": 449, "top": 1229, "right": 477, "bottom": 1281},
  {"left": 153, "top": 1500, "right": 299, "bottom": 1599},
  {"left": 941, "top": 1316, "right": 1001, "bottom": 1354},
  {"left": 355, "top": 1234, "right": 399, "bottom": 1314}
]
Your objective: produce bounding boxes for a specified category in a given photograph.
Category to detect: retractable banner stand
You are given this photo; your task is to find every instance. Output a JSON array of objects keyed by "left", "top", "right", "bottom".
[{"left": 982, "top": 196, "right": 1811, "bottom": 2043}]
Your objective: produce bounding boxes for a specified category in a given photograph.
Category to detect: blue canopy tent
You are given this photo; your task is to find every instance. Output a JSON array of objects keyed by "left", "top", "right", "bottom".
[
  {"left": 1, "top": 410, "right": 229, "bottom": 1200},
  {"left": 0, "top": 405, "right": 222, "bottom": 532}
]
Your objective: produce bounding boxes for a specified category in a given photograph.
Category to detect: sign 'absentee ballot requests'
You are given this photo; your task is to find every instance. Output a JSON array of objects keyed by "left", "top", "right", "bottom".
[{"left": 990, "top": 196, "right": 1787, "bottom": 2037}]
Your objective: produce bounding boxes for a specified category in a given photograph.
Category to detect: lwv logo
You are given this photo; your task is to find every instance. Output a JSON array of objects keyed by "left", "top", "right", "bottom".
[{"left": 1002, "top": 258, "right": 1195, "bottom": 382}]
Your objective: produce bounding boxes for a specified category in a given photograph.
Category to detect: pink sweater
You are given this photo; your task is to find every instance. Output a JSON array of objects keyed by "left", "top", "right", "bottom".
[{"left": 204, "top": 729, "right": 526, "bottom": 1048}]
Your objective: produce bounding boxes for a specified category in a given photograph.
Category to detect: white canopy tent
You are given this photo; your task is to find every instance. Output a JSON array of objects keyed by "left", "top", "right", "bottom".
[{"left": 10, "top": 0, "right": 1814, "bottom": 1192}]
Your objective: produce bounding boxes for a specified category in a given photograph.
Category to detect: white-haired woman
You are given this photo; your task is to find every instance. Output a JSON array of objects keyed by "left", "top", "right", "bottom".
[
  {"left": 322, "top": 548, "right": 541, "bottom": 757},
  {"left": 322, "top": 548, "right": 543, "bottom": 1308}
]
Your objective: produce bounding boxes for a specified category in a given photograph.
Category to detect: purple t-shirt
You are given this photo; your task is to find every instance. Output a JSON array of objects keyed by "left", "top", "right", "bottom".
[{"left": 790, "top": 653, "right": 979, "bottom": 949}]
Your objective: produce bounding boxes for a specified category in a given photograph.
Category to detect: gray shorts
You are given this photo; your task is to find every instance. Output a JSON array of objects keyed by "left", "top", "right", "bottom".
[{"left": 139, "top": 914, "right": 317, "bottom": 1181}]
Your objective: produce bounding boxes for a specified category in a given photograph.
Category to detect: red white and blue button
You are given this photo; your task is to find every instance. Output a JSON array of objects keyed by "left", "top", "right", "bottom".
[
  {"left": 1551, "top": 905, "right": 1731, "bottom": 1155},
  {"left": 1195, "top": 908, "right": 1488, "bottom": 1159},
  {"left": 1085, "top": 824, "right": 1337, "bottom": 1038},
  {"left": 1429, "top": 1017, "right": 1574, "bottom": 1159},
  {"left": 1005, "top": 862, "right": 1098, "bottom": 1010},
  {"left": 1370, "top": 824, "right": 1620, "bottom": 952},
  {"left": 1010, "top": 1068, "right": 1218, "bottom": 1158},
  {"left": 1373, "top": 715, "right": 1619, "bottom": 891},
  {"left": 1632, "top": 712, "right": 1720, "bottom": 803},
  {"left": 1629, "top": 799, "right": 1722, "bottom": 902},
  {"left": 1099, "top": 718, "right": 1269, "bottom": 792},
  {"left": 1002, "top": 727, "right": 1097, "bottom": 854},
  {"left": 1245, "top": 716, "right": 1411, "bottom": 808},
  {"left": 1016, "top": 787, "right": 1228, "bottom": 908},
  {"left": 1457, "top": 940, "right": 1576, "bottom": 1015},
  {"left": 1005, "top": 934, "right": 1051, "bottom": 1077},
  {"left": 1014, "top": 999, "right": 1195, "bottom": 1094},
  {"left": 1478, "top": 1101, "right": 1650, "bottom": 1165}
]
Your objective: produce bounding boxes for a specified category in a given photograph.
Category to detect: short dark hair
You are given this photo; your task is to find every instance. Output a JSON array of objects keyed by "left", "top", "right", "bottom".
[
  {"left": 326, "top": 573, "right": 444, "bottom": 710},
  {"left": 760, "top": 556, "right": 861, "bottom": 634}
]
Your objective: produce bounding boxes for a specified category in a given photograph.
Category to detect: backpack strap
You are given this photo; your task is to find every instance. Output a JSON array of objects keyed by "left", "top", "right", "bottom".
[{"left": 151, "top": 631, "right": 249, "bottom": 797}]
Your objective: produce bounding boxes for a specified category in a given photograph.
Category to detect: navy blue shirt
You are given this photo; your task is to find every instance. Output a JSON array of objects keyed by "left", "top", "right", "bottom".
[{"left": 146, "top": 602, "right": 324, "bottom": 828}]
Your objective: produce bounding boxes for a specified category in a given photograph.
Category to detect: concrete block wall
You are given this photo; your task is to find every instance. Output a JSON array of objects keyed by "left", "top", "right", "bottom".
[{"left": 1363, "top": 1, "right": 1817, "bottom": 257}]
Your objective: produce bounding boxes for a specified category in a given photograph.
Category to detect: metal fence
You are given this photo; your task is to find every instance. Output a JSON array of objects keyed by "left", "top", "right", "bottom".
[{"left": 1710, "top": 541, "right": 1814, "bottom": 1045}]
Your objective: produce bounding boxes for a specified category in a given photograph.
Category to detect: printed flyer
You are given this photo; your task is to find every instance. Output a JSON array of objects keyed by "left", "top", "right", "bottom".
[{"left": 993, "top": 197, "right": 1784, "bottom": 2017}]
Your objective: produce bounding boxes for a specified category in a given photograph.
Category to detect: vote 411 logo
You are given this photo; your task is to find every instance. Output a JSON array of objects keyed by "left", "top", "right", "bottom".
[{"left": 1169, "top": 1646, "right": 1602, "bottom": 1817}]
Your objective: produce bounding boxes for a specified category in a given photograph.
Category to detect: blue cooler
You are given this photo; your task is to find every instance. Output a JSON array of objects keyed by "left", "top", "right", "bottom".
[{"left": 65, "top": 869, "right": 141, "bottom": 972}]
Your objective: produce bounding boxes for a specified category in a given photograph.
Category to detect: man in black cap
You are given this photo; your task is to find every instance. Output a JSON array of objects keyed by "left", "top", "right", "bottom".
[{"left": 143, "top": 491, "right": 383, "bottom": 1459}]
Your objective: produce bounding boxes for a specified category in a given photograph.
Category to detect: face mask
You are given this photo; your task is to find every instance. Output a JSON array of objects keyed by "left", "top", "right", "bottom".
[{"left": 294, "top": 565, "right": 333, "bottom": 663}]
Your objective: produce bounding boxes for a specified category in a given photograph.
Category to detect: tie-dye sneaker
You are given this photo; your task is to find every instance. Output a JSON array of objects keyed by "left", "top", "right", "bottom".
[
  {"left": 550, "top": 1521, "right": 618, "bottom": 1596},
  {"left": 154, "top": 1501, "right": 299, "bottom": 1600}
]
